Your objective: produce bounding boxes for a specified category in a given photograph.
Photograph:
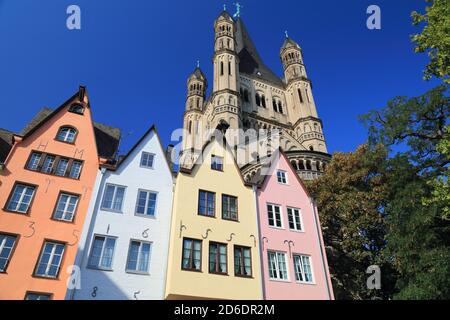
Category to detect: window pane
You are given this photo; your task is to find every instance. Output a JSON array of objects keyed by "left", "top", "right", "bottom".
[
  {"left": 7, "top": 185, "right": 34, "bottom": 213},
  {"left": 55, "top": 159, "right": 69, "bottom": 176},
  {"left": 69, "top": 161, "right": 82, "bottom": 179},
  {"left": 100, "top": 238, "right": 116, "bottom": 268},
  {"left": 0, "top": 234, "right": 17, "bottom": 272},
  {"left": 136, "top": 191, "right": 147, "bottom": 215},
  {"left": 113, "top": 187, "right": 125, "bottom": 211},
  {"left": 101, "top": 185, "right": 115, "bottom": 209},
  {"left": 42, "top": 156, "right": 55, "bottom": 173},
  {"left": 139, "top": 243, "right": 151, "bottom": 272},
  {"left": 88, "top": 237, "right": 104, "bottom": 268},
  {"left": 27, "top": 153, "right": 41, "bottom": 171},
  {"left": 25, "top": 293, "right": 51, "bottom": 300},
  {"left": 147, "top": 193, "right": 157, "bottom": 216},
  {"left": 126, "top": 241, "right": 140, "bottom": 271}
]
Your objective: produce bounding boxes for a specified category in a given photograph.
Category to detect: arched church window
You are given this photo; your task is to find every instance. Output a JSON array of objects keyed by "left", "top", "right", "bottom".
[
  {"left": 299, "top": 160, "right": 305, "bottom": 170},
  {"left": 272, "top": 99, "right": 277, "bottom": 111},
  {"left": 306, "top": 160, "right": 312, "bottom": 170},
  {"left": 309, "top": 146, "right": 314, "bottom": 151},
  {"left": 261, "top": 95, "right": 266, "bottom": 108},
  {"left": 255, "top": 94, "right": 261, "bottom": 106},
  {"left": 188, "top": 121, "right": 192, "bottom": 134},
  {"left": 228, "top": 61, "right": 231, "bottom": 75},
  {"left": 220, "top": 62, "right": 224, "bottom": 76},
  {"left": 244, "top": 90, "right": 249, "bottom": 102}
]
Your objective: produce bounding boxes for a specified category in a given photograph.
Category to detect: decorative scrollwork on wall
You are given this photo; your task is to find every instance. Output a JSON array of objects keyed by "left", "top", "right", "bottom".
[
  {"left": 249, "top": 235, "right": 257, "bottom": 247},
  {"left": 226, "top": 233, "right": 236, "bottom": 242},
  {"left": 23, "top": 221, "right": 36, "bottom": 238},
  {"left": 202, "top": 229, "right": 212, "bottom": 239},
  {"left": 68, "top": 230, "right": 80, "bottom": 246},
  {"left": 179, "top": 221, "right": 187, "bottom": 238},
  {"left": 91, "top": 286, "right": 98, "bottom": 298},
  {"left": 262, "top": 237, "right": 268, "bottom": 251},
  {"left": 284, "top": 240, "right": 295, "bottom": 258}
]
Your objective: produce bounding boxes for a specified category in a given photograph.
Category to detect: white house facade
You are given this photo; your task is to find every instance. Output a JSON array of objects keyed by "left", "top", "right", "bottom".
[{"left": 68, "top": 126, "right": 174, "bottom": 300}]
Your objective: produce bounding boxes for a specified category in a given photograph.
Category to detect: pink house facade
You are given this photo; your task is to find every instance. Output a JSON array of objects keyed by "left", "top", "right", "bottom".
[{"left": 254, "top": 150, "right": 334, "bottom": 300}]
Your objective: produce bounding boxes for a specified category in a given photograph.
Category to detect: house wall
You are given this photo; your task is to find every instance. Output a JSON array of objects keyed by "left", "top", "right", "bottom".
[
  {"left": 0, "top": 97, "right": 100, "bottom": 299},
  {"left": 71, "top": 130, "right": 174, "bottom": 300},
  {"left": 256, "top": 153, "right": 334, "bottom": 300},
  {"left": 165, "top": 139, "right": 263, "bottom": 300}
]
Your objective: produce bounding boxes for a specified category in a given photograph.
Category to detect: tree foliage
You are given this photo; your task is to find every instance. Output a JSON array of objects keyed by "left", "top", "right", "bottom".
[{"left": 411, "top": 0, "right": 450, "bottom": 83}]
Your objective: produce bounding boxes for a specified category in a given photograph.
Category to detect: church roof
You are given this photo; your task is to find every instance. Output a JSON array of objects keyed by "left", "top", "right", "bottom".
[
  {"left": 281, "top": 37, "right": 301, "bottom": 53},
  {"left": 216, "top": 10, "right": 233, "bottom": 22},
  {"left": 191, "top": 67, "right": 206, "bottom": 81},
  {"left": 235, "top": 18, "right": 284, "bottom": 88}
]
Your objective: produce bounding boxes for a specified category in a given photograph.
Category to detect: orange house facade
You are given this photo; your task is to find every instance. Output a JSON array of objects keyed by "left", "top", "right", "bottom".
[{"left": 0, "top": 87, "right": 120, "bottom": 300}]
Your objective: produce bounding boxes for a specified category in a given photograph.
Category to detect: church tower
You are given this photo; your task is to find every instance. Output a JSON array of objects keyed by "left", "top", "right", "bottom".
[
  {"left": 281, "top": 36, "right": 327, "bottom": 153},
  {"left": 179, "top": 6, "right": 331, "bottom": 180},
  {"left": 211, "top": 10, "right": 240, "bottom": 132},
  {"left": 182, "top": 66, "right": 207, "bottom": 154}
]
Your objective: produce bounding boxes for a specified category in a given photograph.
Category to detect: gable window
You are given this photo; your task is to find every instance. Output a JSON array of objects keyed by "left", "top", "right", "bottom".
[
  {"left": 287, "top": 207, "right": 303, "bottom": 231},
  {"left": 222, "top": 194, "right": 238, "bottom": 221},
  {"left": 101, "top": 184, "right": 126, "bottom": 212},
  {"left": 88, "top": 235, "right": 117, "bottom": 270},
  {"left": 68, "top": 103, "right": 84, "bottom": 115},
  {"left": 35, "top": 241, "right": 65, "bottom": 278},
  {"left": 27, "top": 152, "right": 42, "bottom": 171},
  {"left": 211, "top": 155, "right": 223, "bottom": 171},
  {"left": 126, "top": 240, "right": 151, "bottom": 274},
  {"left": 0, "top": 233, "right": 18, "bottom": 272},
  {"left": 53, "top": 193, "right": 79, "bottom": 222},
  {"left": 182, "top": 238, "right": 202, "bottom": 271},
  {"left": 267, "top": 204, "right": 282, "bottom": 228},
  {"left": 209, "top": 242, "right": 227, "bottom": 274},
  {"left": 135, "top": 190, "right": 157, "bottom": 217},
  {"left": 41, "top": 155, "right": 56, "bottom": 174},
  {"left": 69, "top": 161, "right": 83, "bottom": 179},
  {"left": 55, "top": 158, "right": 69, "bottom": 177},
  {"left": 234, "top": 245, "right": 252, "bottom": 277},
  {"left": 294, "top": 254, "right": 314, "bottom": 283},
  {"left": 56, "top": 127, "right": 77, "bottom": 143},
  {"left": 6, "top": 183, "right": 36, "bottom": 214},
  {"left": 25, "top": 292, "right": 52, "bottom": 300},
  {"left": 198, "top": 190, "right": 215, "bottom": 217},
  {"left": 276, "top": 170, "right": 287, "bottom": 184},
  {"left": 268, "top": 251, "right": 288, "bottom": 280},
  {"left": 140, "top": 152, "right": 155, "bottom": 169}
]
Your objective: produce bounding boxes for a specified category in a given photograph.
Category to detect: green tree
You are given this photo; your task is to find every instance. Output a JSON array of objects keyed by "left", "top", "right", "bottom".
[
  {"left": 361, "top": 86, "right": 450, "bottom": 299},
  {"left": 307, "top": 145, "right": 397, "bottom": 300},
  {"left": 411, "top": 0, "right": 450, "bottom": 83}
]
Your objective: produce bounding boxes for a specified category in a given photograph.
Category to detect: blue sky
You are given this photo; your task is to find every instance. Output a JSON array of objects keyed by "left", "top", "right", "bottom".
[{"left": 0, "top": 0, "right": 440, "bottom": 155}]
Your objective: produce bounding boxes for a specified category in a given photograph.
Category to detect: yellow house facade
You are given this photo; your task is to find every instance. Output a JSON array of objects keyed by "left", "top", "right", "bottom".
[{"left": 165, "top": 138, "right": 262, "bottom": 300}]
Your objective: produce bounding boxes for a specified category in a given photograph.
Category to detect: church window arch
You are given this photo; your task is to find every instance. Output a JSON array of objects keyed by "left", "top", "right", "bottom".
[{"left": 220, "top": 61, "right": 224, "bottom": 76}]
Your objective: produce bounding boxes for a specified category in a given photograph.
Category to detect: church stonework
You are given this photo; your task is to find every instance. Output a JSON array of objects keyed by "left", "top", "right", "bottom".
[{"left": 181, "top": 10, "right": 330, "bottom": 181}]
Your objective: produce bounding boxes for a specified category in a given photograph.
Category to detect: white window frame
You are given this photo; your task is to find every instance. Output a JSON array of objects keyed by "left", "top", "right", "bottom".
[
  {"left": 0, "top": 234, "right": 17, "bottom": 272},
  {"left": 287, "top": 207, "right": 304, "bottom": 232},
  {"left": 293, "top": 254, "right": 315, "bottom": 284},
  {"left": 211, "top": 155, "right": 224, "bottom": 171},
  {"left": 7, "top": 184, "right": 36, "bottom": 213},
  {"left": 101, "top": 183, "right": 127, "bottom": 212},
  {"left": 87, "top": 235, "right": 117, "bottom": 270},
  {"left": 267, "top": 203, "right": 283, "bottom": 229},
  {"left": 35, "top": 242, "right": 65, "bottom": 278},
  {"left": 135, "top": 189, "right": 158, "bottom": 218},
  {"left": 125, "top": 240, "right": 152, "bottom": 274},
  {"left": 276, "top": 170, "right": 288, "bottom": 184},
  {"left": 53, "top": 193, "right": 79, "bottom": 222},
  {"left": 25, "top": 292, "right": 52, "bottom": 300},
  {"left": 140, "top": 152, "right": 155, "bottom": 169},
  {"left": 268, "top": 251, "right": 289, "bottom": 281},
  {"left": 41, "top": 155, "right": 56, "bottom": 174}
]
